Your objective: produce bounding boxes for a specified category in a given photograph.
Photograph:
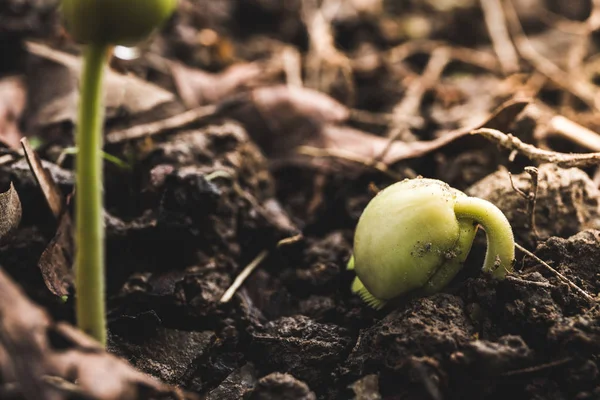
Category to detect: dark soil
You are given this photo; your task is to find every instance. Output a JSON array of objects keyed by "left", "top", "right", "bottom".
[{"left": 1, "top": 1, "right": 600, "bottom": 399}]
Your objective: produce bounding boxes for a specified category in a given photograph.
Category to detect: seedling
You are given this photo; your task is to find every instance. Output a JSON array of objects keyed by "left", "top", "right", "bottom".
[
  {"left": 348, "top": 178, "right": 515, "bottom": 309},
  {"left": 60, "top": 0, "right": 177, "bottom": 345}
]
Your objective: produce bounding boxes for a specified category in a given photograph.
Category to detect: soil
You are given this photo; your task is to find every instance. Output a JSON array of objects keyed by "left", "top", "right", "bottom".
[{"left": 1, "top": 1, "right": 600, "bottom": 399}]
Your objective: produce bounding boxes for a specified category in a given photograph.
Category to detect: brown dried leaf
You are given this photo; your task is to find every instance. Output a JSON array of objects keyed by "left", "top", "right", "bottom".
[
  {"left": 37, "top": 211, "right": 73, "bottom": 297},
  {"left": 169, "top": 60, "right": 269, "bottom": 108},
  {"left": 227, "top": 84, "right": 528, "bottom": 167},
  {"left": 0, "top": 267, "right": 197, "bottom": 400},
  {"left": 228, "top": 85, "right": 350, "bottom": 158},
  {"left": 251, "top": 85, "right": 350, "bottom": 127},
  {"left": 21, "top": 137, "right": 73, "bottom": 296},
  {"left": 382, "top": 97, "right": 531, "bottom": 164},
  {"left": 319, "top": 124, "right": 407, "bottom": 161},
  {"left": 24, "top": 42, "right": 175, "bottom": 132},
  {"left": 0, "top": 182, "right": 22, "bottom": 240}
]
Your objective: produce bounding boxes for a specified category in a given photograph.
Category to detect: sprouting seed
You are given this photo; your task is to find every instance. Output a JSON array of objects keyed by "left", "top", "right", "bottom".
[{"left": 348, "top": 178, "right": 515, "bottom": 309}]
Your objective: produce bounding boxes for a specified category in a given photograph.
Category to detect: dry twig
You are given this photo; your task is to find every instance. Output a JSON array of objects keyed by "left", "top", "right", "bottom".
[
  {"left": 504, "top": 0, "right": 600, "bottom": 111},
  {"left": 526, "top": 103, "right": 600, "bottom": 152},
  {"left": 508, "top": 166, "right": 540, "bottom": 240},
  {"left": 472, "top": 128, "right": 600, "bottom": 168},
  {"left": 516, "top": 243, "right": 595, "bottom": 303},
  {"left": 21, "top": 138, "right": 64, "bottom": 218},
  {"left": 373, "top": 48, "right": 452, "bottom": 168},
  {"left": 302, "top": 0, "right": 355, "bottom": 104},
  {"left": 385, "top": 47, "right": 451, "bottom": 139},
  {"left": 282, "top": 46, "right": 303, "bottom": 87},
  {"left": 480, "top": 0, "right": 519, "bottom": 74},
  {"left": 384, "top": 40, "right": 501, "bottom": 73},
  {"left": 106, "top": 105, "right": 218, "bottom": 144},
  {"left": 501, "top": 357, "right": 573, "bottom": 376},
  {"left": 561, "top": 0, "right": 600, "bottom": 111},
  {"left": 220, "top": 250, "right": 269, "bottom": 303},
  {"left": 505, "top": 275, "right": 554, "bottom": 289}
]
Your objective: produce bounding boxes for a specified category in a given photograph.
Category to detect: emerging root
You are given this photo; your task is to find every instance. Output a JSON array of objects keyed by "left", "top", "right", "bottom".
[{"left": 351, "top": 277, "right": 387, "bottom": 310}]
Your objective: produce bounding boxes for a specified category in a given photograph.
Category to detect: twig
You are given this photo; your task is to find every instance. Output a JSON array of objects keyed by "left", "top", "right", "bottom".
[
  {"left": 480, "top": 0, "right": 519, "bottom": 74},
  {"left": 508, "top": 172, "right": 528, "bottom": 199},
  {"left": 277, "top": 234, "right": 303, "bottom": 248},
  {"left": 471, "top": 128, "right": 600, "bottom": 168},
  {"left": 505, "top": 275, "right": 554, "bottom": 289},
  {"left": 383, "top": 40, "right": 501, "bottom": 73},
  {"left": 385, "top": 47, "right": 451, "bottom": 139},
  {"left": 21, "top": 138, "right": 64, "bottom": 219},
  {"left": 526, "top": 102, "right": 600, "bottom": 152},
  {"left": 548, "top": 114, "right": 600, "bottom": 152},
  {"left": 302, "top": 0, "right": 355, "bottom": 104},
  {"left": 106, "top": 105, "right": 218, "bottom": 144},
  {"left": 282, "top": 46, "right": 303, "bottom": 87},
  {"left": 0, "top": 154, "right": 16, "bottom": 165},
  {"left": 501, "top": 357, "right": 573, "bottom": 377},
  {"left": 372, "top": 48, "right": 451, "bottom": 166},
  {"left": 220, "top": 250, "right": 269, "bottom": 303},
  {"left": 515, "top": 243, "right": 595, "bottom": 303},
  {"left": 561, "top": 0, "right": 600, "bottom": 111},
  {"left": 504, "top": 0, "right": 600, "bottom": 111},
  {"left": 508, "top": 166, "right": 540, "bottom": 240},
  {"left": 538, "top": 8, "right": 590, "bottom": 35},
  {"left": 524, "top": 166, "right": 540, "bottom": 241}
]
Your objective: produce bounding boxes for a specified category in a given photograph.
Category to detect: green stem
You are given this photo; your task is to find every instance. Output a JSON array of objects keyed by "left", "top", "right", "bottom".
[
  {"left": 75, "top": 43, "right": 109, "bottom": 346},
  {"left": 454, "top": 197, "right": 515, "bottom": 279}
]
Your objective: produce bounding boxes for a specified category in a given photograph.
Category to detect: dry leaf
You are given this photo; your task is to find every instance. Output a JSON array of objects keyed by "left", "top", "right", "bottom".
[
  {"left": 0, "top": 267, "right": 198, "bottom": 400},
  {"left": 21, "top": 138, "right": 74, "bottom": 297},
  {"left": 21, "top": 137, "right": 73, "bottom": 297},
  {"left": 227, "top": 85, "right": 349, "bottom": 158},
  {"left": 0, "top": 182, "right": 22, "bottom": 240},
  {"left": 251, "top": 85, "right": 350, "bottom": 127},
  {"left": 23, "top": 41, "right": 175, "bottom": 132},
  {"left": 381, "top": 98, "right": 531, "bottom": 164},
  {"left": 226, "top": 84, "right": 528, "bottom": 166},
  {"left": 37, "top": 211, "right": 73, "bottom": 297},
  {"left": 170, "top": 60, "right": 268, "bottom": 108}
]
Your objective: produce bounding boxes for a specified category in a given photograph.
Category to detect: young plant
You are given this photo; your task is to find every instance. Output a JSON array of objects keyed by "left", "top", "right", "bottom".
[
  {"left": 348, "top": 178, "right": 515, "bottom": 309},
  {"left": 60, "top": 0, "right": 177, "bottom": 345}
]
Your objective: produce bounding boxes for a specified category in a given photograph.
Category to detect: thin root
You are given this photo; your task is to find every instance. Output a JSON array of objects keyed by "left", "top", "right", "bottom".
[
  {"left": 516, "top": 243, "right": 596, "bottom": 303},
  {"left": 220, "top": 250, "right": 269, "bottom": 303},
  {"left": 471, "top": 128, "right": 600, "bottom": 168}
]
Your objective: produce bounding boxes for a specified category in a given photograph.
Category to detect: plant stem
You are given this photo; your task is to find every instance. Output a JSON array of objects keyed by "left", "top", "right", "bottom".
[
  {"left": 75, "top": 43, "right": 109, "bottom": 346},
  {"left": 454, "top": 197, "right": 515, "bottom": 279}
]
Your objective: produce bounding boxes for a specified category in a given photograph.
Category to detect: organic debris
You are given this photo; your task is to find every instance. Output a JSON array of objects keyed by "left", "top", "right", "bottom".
[{"left": 1, "top": 1, "right": 600, "bottom": 399}]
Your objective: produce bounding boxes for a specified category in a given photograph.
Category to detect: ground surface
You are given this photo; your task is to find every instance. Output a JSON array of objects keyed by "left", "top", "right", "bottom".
[{"left": 0, "top": 1, "right": 600, "bottom": 399}]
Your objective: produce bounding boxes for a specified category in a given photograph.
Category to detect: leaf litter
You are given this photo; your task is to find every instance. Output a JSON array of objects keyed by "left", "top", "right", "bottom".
[{"left": 3, "top": 1, "right": 600, "bottom": 399}]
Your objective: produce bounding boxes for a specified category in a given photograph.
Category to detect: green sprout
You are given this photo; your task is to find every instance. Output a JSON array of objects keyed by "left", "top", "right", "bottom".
[
  {"left": 348, "top": 178, "right": 515, "bottom": 309},
  {"left": 60, "top": 0, "right": 177, "bottom": 345}
]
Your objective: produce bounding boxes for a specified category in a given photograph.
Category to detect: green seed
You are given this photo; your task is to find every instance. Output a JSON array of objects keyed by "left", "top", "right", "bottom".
[{"left": 349, "top": 178, "right": 515, "bottom": 309}]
